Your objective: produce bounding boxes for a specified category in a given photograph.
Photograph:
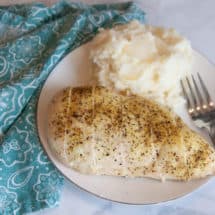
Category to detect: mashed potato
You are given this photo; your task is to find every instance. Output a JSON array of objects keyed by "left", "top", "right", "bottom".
[{"left": 89, "top": 20, "right": 193, "bottom": 110}]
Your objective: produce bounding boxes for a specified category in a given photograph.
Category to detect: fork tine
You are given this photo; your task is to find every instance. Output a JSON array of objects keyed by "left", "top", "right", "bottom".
[
  {"left": 186, "top": 76, "right": 198, "bottom": 108},
  {"left": 197, "top": 73, "right": 214, "bottom": 107},
  {"left": 180, "top": 79, "right": 193, "bottom": 113},
  {"left": 191, "top": 74, "right": 203, "bottom": 110}
]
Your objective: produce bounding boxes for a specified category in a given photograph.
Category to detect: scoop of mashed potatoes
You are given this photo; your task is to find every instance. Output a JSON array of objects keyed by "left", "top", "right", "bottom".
[{"left": 89, "top": 20, "right": 193, "bottom": 110}]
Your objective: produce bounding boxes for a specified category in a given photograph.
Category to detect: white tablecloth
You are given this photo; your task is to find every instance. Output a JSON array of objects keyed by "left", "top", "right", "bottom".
[{"left": 2, "top": 0, "right": 215, "bottom": 214}]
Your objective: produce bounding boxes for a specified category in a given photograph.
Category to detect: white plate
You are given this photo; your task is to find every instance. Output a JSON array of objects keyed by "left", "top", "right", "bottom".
[{"left": 37, "top": 42, "right": 215, "bottom": 204}]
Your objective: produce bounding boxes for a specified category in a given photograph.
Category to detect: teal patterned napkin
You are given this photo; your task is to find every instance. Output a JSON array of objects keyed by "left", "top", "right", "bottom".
[{"left": 0, "top": 1, "right": 145, "bottom": 214}]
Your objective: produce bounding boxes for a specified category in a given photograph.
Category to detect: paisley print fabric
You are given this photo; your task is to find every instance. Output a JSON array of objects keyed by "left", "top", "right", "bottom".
[{"left": 0, "top": 1, "right": 145, "bottom": 214}]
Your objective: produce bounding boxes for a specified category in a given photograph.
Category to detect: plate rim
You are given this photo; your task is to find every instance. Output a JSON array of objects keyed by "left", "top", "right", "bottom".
[{"left": 36, "top": 44, "right": 214, "bottom": 205}]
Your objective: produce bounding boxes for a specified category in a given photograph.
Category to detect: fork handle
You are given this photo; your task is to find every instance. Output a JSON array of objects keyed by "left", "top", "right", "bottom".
[{"left": 209, "top": 121, "right": 215, "bottom": 147}]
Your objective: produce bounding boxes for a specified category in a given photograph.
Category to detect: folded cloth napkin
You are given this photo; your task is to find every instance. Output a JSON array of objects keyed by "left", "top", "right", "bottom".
[{"left": 0, "top": 1, "right": 145, "bottom": 214}]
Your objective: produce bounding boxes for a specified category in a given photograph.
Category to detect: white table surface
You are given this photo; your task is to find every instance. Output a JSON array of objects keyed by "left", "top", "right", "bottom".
[{"left": 2, "top": 0, "right": 215, "bottom": 214}]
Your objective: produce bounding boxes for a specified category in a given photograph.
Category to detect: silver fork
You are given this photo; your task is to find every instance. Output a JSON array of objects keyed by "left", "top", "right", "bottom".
[{"left": 180, "top": 73, "right": 215, "bottom": 146}]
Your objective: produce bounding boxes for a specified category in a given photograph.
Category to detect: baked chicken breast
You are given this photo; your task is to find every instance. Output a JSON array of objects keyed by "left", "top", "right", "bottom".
[{"left": 47, "top": 86, "right": 215, "bottom": 181}]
